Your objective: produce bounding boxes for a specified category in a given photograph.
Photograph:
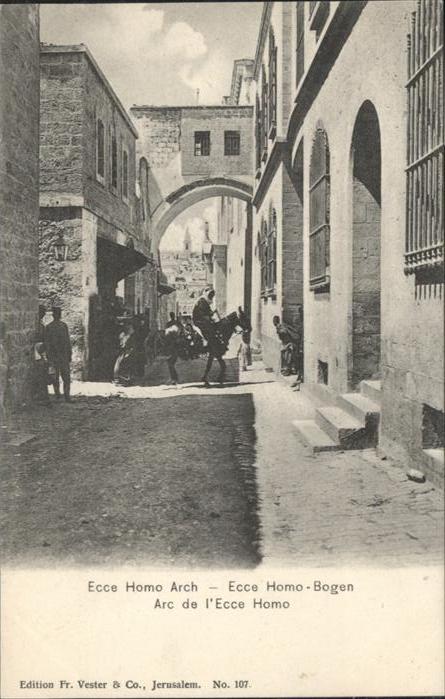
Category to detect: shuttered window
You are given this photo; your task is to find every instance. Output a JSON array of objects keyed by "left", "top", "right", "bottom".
[
  {"left": 268, "top": 29, "right": 277, "bottom": 137},
  {"left": 309, "top": 128, "right": 330, "bottom": 290}
]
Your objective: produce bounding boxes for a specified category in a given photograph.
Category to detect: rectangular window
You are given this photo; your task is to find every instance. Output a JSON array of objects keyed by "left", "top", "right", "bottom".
[
  {"left": 224, "top": 130, "right": 240, "bottom": 156},
  {"left": 111, "top": 135, "right": 118, "bottom": 189},
  {"left": 296, "top": 2, "right": 305, "bottom": 87},
  {"left": 268, "top": 30, "right": 277, "bottom": 137},
  {"left": 122, "top": 149, "right": 128, "bottom": 200},
  {"left": 96, "top": 119, "right": 105, "bottom": 180},
  {"left": 194, "top": 131, "right": 210, "bottom": 156},
  {"left": 309, "top": 129, "right": 330, "bottom": 290},
  {"left": 405, "top": 0, "right": 444, "bottom": 276}
]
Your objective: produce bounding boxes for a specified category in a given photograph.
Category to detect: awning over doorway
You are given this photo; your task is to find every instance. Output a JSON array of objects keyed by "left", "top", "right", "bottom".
[{"left": 97, "top": 237, "right": 149, "bottom": 283}]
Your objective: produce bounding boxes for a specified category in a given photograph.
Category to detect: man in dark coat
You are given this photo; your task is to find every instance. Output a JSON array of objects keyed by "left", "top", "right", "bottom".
[
  {"left": 45, "top": 307, "right": 72, "bottom": 401},
  {"left": 273, "top": 315, "right": 302, "bottom": 379}
]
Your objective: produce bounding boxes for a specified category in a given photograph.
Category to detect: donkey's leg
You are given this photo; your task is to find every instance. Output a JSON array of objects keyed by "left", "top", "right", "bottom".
[
  {"left": 217, "top": 356, "right": 226, "bottom": 384},
  {"left": 201, "top": 354, "right": 213, "bottom": 385}
]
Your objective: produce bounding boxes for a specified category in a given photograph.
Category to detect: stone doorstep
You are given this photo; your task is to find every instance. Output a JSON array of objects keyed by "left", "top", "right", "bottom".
[
  {"left": 337, "top": 392, "right": 381, "bottom": 424},
  {"left": 292, "top": 419, "right": 339, "bottom": 453},
  {"left": 360, "top": 379, "right": 382, "bottom": 405},
  {"left": 315, "top": 406, "right": 364, "bottom": 443},
  {"left": 422, "top": 448, "right": 445, "bottom": 490}
]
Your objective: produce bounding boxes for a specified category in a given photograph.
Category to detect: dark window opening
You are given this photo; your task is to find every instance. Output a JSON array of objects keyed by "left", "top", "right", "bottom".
[
  {"left": 194, "top": 131, "right": 210, "bottom": 156},
  {"left": 224, "top": 130, "right": 240, "bottom": 156},
  {"left": 318, "top": 360, "right": 328, "bottom": 385},
  {"left": 97, "top": 119, "right": 105, "bottom": 179},
  {"left": 111, "top": 136, "right": 117, "bottom": 189},
  {"left": 122, "top": 149, "right": 128, "bottom": 200},
  {"left": 422, "top": 404, "right": 444, "bottom": 449}
]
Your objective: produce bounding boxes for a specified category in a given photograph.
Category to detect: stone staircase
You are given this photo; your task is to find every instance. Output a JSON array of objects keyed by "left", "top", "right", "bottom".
[{"left": 293, "top": 380, "right": 381, "bottom": 453}]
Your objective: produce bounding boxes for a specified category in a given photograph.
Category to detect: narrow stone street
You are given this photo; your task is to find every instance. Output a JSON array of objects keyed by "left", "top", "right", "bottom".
[{"left": 1, "top": 353, "right": 443, "bottom": 569}]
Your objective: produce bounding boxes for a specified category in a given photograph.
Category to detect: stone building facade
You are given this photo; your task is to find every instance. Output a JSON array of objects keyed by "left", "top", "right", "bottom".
[
  {"left": 251, "top": 0, "right": 444, "bottom": 485},
  {"left": 130, "top": 105, "right": 253, "bottom": 253},
  {"left": 39, "top": 44, "right": 155, "bottom": 379},
  {"left": 0, "top": 4, "right": 40, "bottom": 412},
  {"left": 251, "top": 2, "right": 303, "bottom": 372}
]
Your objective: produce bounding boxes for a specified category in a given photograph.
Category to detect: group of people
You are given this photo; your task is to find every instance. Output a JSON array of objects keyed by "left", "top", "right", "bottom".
[{"left": 33, "top": 305, "right": 72, "bottom": 404}]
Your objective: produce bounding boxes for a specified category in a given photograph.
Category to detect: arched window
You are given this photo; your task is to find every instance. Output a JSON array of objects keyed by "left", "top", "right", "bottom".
[
  {"left": 261, "top": 65, "right": 268, "bottom": 158},
  {"left": 139, "top": 157, "right": 150, "bottom": 220},
  {"left": 309, "top": 127, "right": 330, "bottom": 289},
  {"left": 268, "top": 28, "right": 277, "bottom": 138},
  {"left": 96, "top": 119, "right": 105, "bottom": 180}
]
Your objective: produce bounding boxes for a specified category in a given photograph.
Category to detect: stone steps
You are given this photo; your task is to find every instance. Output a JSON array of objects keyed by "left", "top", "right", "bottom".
[
  {"left": 292, "top": 419, "right": 339, "bottom": 453},
  {"left": 423, "top": 448, "right": 444, "bottom": 489},
  {"left": 360, "top": 379, "right": 382, "bottom": 405},
  {"left": 293, "top": 380, "right": 381, "bottom": 453}
]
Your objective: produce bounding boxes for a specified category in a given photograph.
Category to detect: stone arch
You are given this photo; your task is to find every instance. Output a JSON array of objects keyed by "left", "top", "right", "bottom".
[
  {"left": 349, "top": 100, "right": 382, "bottom": 388},
  {"left": 151, "top": 177, "right": 252, "bottom": 253}
]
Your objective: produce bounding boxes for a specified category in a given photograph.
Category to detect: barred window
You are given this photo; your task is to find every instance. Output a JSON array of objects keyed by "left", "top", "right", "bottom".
[
  {"left": 405, "top": 0, "right": 444, "bottom": 276},
  {"left": 194, "top": 131, "right": 210, "bottom": 156},
  {"left": 309, "top": 127, "right": 330, "bottom": 290},
  {"left": 224, "top": 130, "right": 240, "bottom": 156},
  {"left": 111, "top": 135, "right": 118, "bottom": 189},
  {"left": 268, "top": 29, "right": 277, "bottom": 136},
  {"left": 122, "top": 149, "right": 128, "bottom": 200},
  {"left": 97, "top": 119, "right": 105, "bottom": 180},
  {"left": 296, "top": 2, "right": 305, "bottom": 87}
]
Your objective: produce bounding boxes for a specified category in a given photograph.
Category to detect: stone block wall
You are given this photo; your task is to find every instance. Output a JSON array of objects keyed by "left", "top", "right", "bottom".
[
  {"left": 40, "top": 50, "right": 84, "bottom": 198},
  {"left": 39, "top": 211, "right": 85, "bottom": 377},
  {"left": 281, "top": 161, "right": 304, "bottom": 329},
  {"left": 0, "top": 4, "right": 40, "bottom": 411},
  {"left": 82, "top": 51, "right": 139, "bottom": 242}
]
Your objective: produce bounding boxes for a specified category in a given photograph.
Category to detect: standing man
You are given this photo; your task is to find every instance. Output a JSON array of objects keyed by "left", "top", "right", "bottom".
[
  {"left": 272, "top": 315, "right": 302, "bottom": 382},
  {"left": 45, "top": 307, "right": 72, "bottom": 401}
]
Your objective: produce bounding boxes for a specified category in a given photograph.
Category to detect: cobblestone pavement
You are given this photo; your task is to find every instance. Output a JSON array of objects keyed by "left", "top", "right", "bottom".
[{"left": 1, "top": 352, "right": 443, "bottom": 568}]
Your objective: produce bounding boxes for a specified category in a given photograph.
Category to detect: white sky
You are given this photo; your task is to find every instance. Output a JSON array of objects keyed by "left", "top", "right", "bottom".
[
  {"left": 41, "top": 3, "right": 261, "bottom": 249},
  {"left": 160, "top": 199, "right": 218, "bottom": 252},
  {"left": 40, "top": 2, "right": 262, "bottom": 108}
]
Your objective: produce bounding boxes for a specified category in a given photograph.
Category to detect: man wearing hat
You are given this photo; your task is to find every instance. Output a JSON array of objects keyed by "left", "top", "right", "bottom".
[{"left": 44, "top": 307, "right": 72, "bottom": 401}]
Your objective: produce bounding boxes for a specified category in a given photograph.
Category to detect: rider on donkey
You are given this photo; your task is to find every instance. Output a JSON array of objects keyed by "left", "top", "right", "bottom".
[{"left": 192, "top": 287, "right": 227, "bottom": 354}]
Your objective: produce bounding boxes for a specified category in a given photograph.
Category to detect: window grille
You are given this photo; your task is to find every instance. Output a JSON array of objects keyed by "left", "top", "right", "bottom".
[
  {"left": 405, "top": 0, "right": 444, "bottom": 275},
  {"left": 111, "top": 135, "right": 118, "bottom": 189},
  {"left": 261, "top": 65, "right": 268, "bottom": 159},
  {"left": 268, "top": 29, "right": 277, "bottom": 137},
  {"left": 97, "top": 119, "right": 105, "bottom": 179},
  {"left": 224, "top": 130, "right": 240, "bottom": 156},
  {"left": 194, "top": 131, "right": 210, "bottom": 156},
  {"left": 122, "top": 149, "right": 128, "bottom": 200},
  {"left": 309, "top": 128, "right": 330, "bottom": 290},
  {"left": 296, "top": 2, "right": 305, "bottom": 87}
]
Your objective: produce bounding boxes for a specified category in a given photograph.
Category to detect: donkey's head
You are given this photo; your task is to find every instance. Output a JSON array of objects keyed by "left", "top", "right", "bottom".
[{"left": 236, "top": 306, "right": 252, "bottom": 333}]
